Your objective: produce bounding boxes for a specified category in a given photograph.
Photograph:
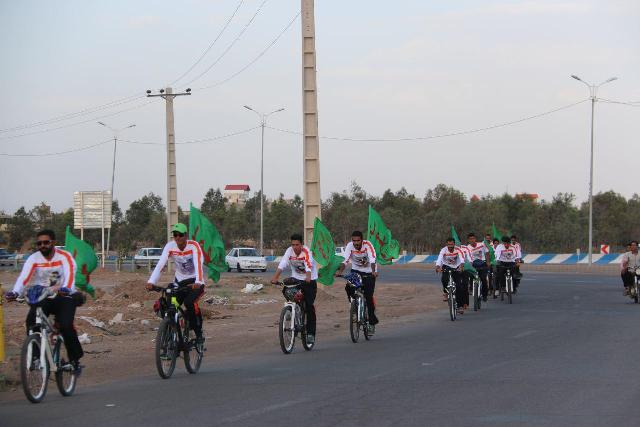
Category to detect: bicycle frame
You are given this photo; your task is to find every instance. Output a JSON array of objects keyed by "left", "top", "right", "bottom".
[
  {"left": 505, "top": 269, "right": 514, "bottom": 294},
  {"left": 27, "top": 307, "right": 60, "bottom": 373}
]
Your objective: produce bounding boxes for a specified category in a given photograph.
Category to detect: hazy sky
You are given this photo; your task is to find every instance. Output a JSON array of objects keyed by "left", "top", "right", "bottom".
[{"left": 1, "top": 0, "right": 639, "bottom": 213}]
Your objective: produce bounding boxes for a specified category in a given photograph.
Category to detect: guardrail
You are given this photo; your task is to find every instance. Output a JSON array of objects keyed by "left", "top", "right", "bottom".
[
  {"left": 393, "top": 253, "right": 624, "bottom": 265},
  {"left": 0, "top": 257, "right": 161, "bottom": 273}
]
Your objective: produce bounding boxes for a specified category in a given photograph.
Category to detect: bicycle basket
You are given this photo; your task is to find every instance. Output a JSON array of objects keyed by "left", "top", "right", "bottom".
[
  {"left": 282, "top": 285, "right": 300, "bottom": 302},
  {"left": 26, "top": 285, "right": 50, "bottom": 305},
  {"left": 344, "top": 272, "right": 362, "bottom": 288}
]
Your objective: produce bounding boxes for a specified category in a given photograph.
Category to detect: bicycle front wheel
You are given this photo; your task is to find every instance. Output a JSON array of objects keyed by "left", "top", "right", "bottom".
[
  {"left": 448, "top": 292, "right": 456, "bottom": 321},
  {"left": 183, "top": 323, "right": 203, "bottom": 374},
  {"left": 349, "top": 299, "right": 360, "bottom": 343},
  {"left": 155, "top": 318, "right": 178, "bottom": 379},
  {"left": 507, "top": 278, "right": 513, "bottom": 304},
  {"left": 279, "top": 306, "right": 295, "bottom": 354},
  {"left": 20, "top": 334, "right": 50, "bottom": 403},
  {"left": 53, "top": 338, "right": 77, "bottom": 397},
  {"left": 473, "top": 281, "right": 480, "bottom": 311}
]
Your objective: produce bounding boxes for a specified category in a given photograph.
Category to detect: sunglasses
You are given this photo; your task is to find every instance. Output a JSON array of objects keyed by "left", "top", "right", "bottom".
[
  {"left": 172, "top": 232, "right": 185, "bottom": 237},
  {"left": 36, "top": 240, "right": 52, "bottom": 246}
]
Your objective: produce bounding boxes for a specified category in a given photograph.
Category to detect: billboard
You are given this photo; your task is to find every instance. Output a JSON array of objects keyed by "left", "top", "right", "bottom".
[{"left": 74, "top": 191, "right": 112, "bottom": 229}]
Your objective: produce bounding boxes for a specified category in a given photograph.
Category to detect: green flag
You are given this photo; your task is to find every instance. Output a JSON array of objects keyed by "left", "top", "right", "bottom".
[
  {"left": 367, "top": 206, "right": 400, "bottom": 265},
  {"left": 492, "top": 223, "right": 502, "bottom": 241},
  {"left": 189, "top": 204, "right": 228, "bottom": 283},
  {"left": 451, "top": 225, "right": 476, "bottom": 273},
  {"left": 485, "top": 239, "right": 496, "bottom": 266},
  {"left": 64, "top": 226, "right": 97, "bottom": 298},
  {"left": 311, "top": 217, "right": 344, "bottom": 286}
]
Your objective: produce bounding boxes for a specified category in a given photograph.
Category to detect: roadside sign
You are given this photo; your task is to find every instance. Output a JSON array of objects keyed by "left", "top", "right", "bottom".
[{"left": 600, "top": 244, "right": 609, "bottom": 254}]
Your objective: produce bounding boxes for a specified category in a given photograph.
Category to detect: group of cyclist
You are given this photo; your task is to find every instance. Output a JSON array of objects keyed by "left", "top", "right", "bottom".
[{"left": 435, "top": 233, "right": 523, "bottom": 314}]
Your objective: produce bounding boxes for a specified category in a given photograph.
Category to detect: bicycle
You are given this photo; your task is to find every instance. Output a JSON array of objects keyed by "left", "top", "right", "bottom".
[
  {"left": 16, "top": 286, "right": 78, "bottom": 403},
  {"left": 488, "top": 267, "right": 498, "bottom": 299},
  {"left": 471, "top": 271, "right": 482, "bottom": 311},
  {"left": 500, "top": 267, "right": 514, "bottom": 304},
  {"left": 277, "top": 278, "right": 314, "bottom": 354},
  {"left": 151, "top": 284, "right": 204, "bottom": 379},
  {"left": 442, "top": 268, "right": 458, "bottom": 321},
  {"left": 628, "top": 268, "right": 640, "bottom": 303},
  {"left": 340, "top": 272, "right": 371, "bottom": 343}
]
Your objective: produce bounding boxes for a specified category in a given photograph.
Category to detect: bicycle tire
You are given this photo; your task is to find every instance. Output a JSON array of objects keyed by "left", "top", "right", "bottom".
[
  {"left": 53, "top": 338, "right": 77, "bottom": 397},
  {"left": 183, "top": 322, "right": 203, "bottom": 374},
  {"left": 155, "top": 318, "right": 178, "bottom": 379},
  {"left": 448, "top": 291, "right": 456, "bottom": 321},
  {"left": 363, "top": 300, "right": 371, "bottom": 341},
  {"left": 473, "top": 279, "right": 480, "bottom": 311},
  {"left": 507, "top": 277, "right": 513, "bottom": 304},
  {"left": 279, "top": 306, "right": 295, "bottom": 354},
  {"left": 349, "top": 299, "right": 360, "bottom": 343},
  {"left": 20, "top": 334, "right": 49, "bottom": 403},
  {"left": 301, "top": 305, "right": 315, "bottom": 351}
]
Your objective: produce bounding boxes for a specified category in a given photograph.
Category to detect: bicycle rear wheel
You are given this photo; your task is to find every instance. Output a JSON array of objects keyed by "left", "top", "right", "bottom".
[
  {"left": 53, "top": 338, "right": 76, "bottom": 397},
  {"left": 155, "top": 318, "right": 178, "bottom": 379},
  {"left": 279, "top": 306, "right": 295, "bottom": 354},
  {"left": 448, "top": 292, "right": 456, "bottom": 321},
  {"left": 349, "top": 299, "right": 360, "bottom": 343},
  {"left": 301, "top": 306, "right": 315, "bottom": 351},
  {"left": 635, "top": 282, "right": 639, "bottom": 304},
  {"left": 183, "top": 323, "right": 203, "bottom": 374},
  {"left": 20, "top": 334, "right": 49, "bottom": 403},
  {"left": 363, "top": 301, "right": 371, "bottom": 341},
  {"left": 473, "top": 280, "right": 480, "bottom": 311}
]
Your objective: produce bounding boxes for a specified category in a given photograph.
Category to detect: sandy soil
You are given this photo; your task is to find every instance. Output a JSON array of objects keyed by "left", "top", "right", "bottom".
[{"left": 0, "top": 268, "right": 442, "bottom": 398}]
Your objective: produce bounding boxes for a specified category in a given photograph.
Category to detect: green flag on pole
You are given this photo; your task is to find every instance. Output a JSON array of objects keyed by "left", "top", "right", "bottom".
[
  {"left": 189, "top": 204, "right": 228, "bottom": 283},
  {"left": 64, "top": 226, "right": 97, "bottom": 298},
  {"left": 450, "top": 225, "right": 461, "bottom": 246},
  {"left": 451, "top": 225, "right": 476, "bottom": 273},
  {"left": 492, "top": 223, "right": 502, "bottom": 241},
  {"left": 310, "top": 217, "right": 344, "bottom": 286},
  {"left": 367, "top": 206, "right": 400, "bottom": 265}
]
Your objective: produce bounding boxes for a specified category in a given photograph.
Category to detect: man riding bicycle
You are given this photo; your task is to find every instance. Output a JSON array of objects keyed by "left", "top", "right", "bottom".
[
  {"left": 495, "top": 236, "right": 521, "bottom": 294},
  {"left": 146, "top": 223, "right": 206, "bottom": 344},
  {"left": 4, "top": 230, "right": 84, "bottom": 375},
  {"left": 621, "top": 241, "right": 640, "bottom": 296},
  {"left": 466, "top": 233, "right": 491, "bottom": 302},
  {"left": 336, "top": 230, "right": 379, "bottom": 334},
  {"left": 436, "top": 238, "right": 466, "bottom": 314},
  {"left": 511, "top": 234, "right": 524, "bottom": 287},
  {"left": 271, "top": 233, "right": 318, "bottom": 344}
]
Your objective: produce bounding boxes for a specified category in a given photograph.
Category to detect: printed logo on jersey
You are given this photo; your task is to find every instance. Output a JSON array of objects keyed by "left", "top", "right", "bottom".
[
  {"left": 352, "top": 252, "right": 369, "bottom": 267},
  {"left": 289, "top": 259, "right": 307, "bottom": 274}
]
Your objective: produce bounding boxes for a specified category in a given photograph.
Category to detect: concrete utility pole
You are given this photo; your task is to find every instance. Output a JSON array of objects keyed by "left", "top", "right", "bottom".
[
  {"left": 301, "top": 0, "right": 321, "bottom": 245},
  {"left": 147, "top": 87, "right": 191, "bottom": 242},
  {"left": 570, "top": 75, "right": 617, "bottom": 266}
]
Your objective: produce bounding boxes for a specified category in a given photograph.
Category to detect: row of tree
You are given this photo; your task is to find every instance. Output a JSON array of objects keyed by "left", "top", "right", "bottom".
[{"left": 2, "top": 183, "right": 638, "bottom": 254}]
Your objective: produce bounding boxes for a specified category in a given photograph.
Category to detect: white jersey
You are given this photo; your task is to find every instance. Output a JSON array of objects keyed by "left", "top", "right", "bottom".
[
  {"left": 277, "top": 245, "right": 318, "bottom": 281},
  {"left": 148, "top": 240, "right": 205, "bottom": 285},
  {"left": 456, "top": 245, "right": 472, "bottom": 263},
  {"left": 436, "top": 246, "right": 464, "bottom": 268},
  {"left": 342, "top": 240, "right": 377, "bottom": 273},
  {"left": 512, "top": 242, "right": 523, "bottom": 259},
  {"left": 466, "top": 242, "right": 489, "bottom": 262},
  {"left": 495, "top": 244, "right": 520, "bottom": 263},
  {"left": 13, "top": 249, "right": 77, "bottom": 294}
]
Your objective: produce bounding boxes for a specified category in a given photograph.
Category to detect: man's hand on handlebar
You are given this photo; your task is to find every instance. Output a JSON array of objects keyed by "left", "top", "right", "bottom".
[
  {"left": 4, "top": 291, "right": 18, "bottom": 301},
  {"left": 435, "top": 266, "right": 442, "bottom": 273},
  {"left": 145, "top": 283, "right": 155, "bottom": 291}
]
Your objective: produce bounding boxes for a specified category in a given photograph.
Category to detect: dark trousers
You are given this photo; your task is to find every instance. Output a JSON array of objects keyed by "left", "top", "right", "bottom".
[
  {"left": 472, "top": 260, "right": 489, "bottom": 298},
  {"left": 301, "top": 280, "right": 317, "bottom": 335},
  {"left": 174, "top": 278, "right": 205, "bottom": 335},
  {"left": 26, "top": 294, "right": 83, "bottom": 362},
  {"left": 441, "top": 267, "right": 465, "bottom": 307},
  {"left": 622, "top": 271, "right": 635, "bottom": 287},
  {"left": 497, "top": 262, "right": 516, "bottom": 290},
  {"left": 344, "top": 272, "right": 379, "bottom": 325}
]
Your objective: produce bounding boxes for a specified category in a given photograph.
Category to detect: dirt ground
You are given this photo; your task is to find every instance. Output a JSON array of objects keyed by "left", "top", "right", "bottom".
[{"left": 0, "top": 268, "right": 442, "bottom": 398}]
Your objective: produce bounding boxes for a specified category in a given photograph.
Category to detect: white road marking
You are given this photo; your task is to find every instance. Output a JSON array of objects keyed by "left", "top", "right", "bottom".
[
  {"left": 220, "top": 398, "right": 309, "bottom": 424},
  {"left": 513, "top": 330, "right": 537, "bottom": 339}
]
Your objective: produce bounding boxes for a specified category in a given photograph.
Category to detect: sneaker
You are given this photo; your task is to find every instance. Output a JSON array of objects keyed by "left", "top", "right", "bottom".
[
  {"left": 482, "top": 296, "right": 488, "bottom": 302},
  {"left": 306, "top": 334, "right": 315, "bottom": 345},
  {"left": 494, "top": 290, "right": 500, "bottom": 298},
  {"left": 72, "top": 361, "right": 83, "bottom": 377},
  {"left": 457, "top": 308, "right": 464, "bottom": 315},
  {"left": 624, "top": 287, "right": 630, "bottom": 296},
  {"left": 367, "top": 324, "right": 376, "bottom": 335}
]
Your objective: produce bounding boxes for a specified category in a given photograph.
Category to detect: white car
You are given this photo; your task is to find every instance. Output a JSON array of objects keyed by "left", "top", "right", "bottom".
[
  {"left": 335, "top": 246, "right": 346, "bottom": 258},
  {"left": 134, "top": 247, "right": 163, "bottom": 268},
  {"left": 226, "top": 247, "right": 267, "bottom": 272}
]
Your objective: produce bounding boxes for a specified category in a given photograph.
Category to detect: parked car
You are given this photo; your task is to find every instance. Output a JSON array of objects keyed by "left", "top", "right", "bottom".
[
  {"left": 335, "top": 246, "right": 346, "bottom": 258},
  {"left": 134, "top": 247, "right": 163, "bottom": 268},
  {"left": 0, "top": 248, "right": 14, "bottom": 266},
  {"left": 225, "top": 247, "right": 267, "bottom": 272}
]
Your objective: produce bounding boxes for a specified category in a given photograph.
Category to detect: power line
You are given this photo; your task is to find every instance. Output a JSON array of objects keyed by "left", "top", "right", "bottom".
[
  {"left": 599, "top": 98, "right": 640, "bottom": 107},
  {"left": 182, "top": 0, "right": 269, "bottom": 87},
  {"left": 0, "top": 139, "right": 112, "bottom": 157},
  {"left": 0, "top": 100, "right": 158, "bottom": 142},
  {"left": 170, "top": 0, "right": 245, "bottom": 86},
  {"left": 0, "top": 94, "right": 145, "bottom": 134},
  {"left": 197, "top": 11, "right": 300, "bottom": 91},
  {"left": 266, "top": 99, "right": 590, "bottom": 143}
]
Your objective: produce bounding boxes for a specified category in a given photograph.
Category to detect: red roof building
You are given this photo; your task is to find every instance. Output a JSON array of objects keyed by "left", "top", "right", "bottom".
[{"left": 224, "top": 184, "right": 251, "bottom": 205}]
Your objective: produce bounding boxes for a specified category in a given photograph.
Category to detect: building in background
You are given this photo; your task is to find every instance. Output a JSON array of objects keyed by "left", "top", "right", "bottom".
[
  {"left": 224, "top": 184, "right": 251, "bottom": 206},
  {"left": 515, "top": 193, "right": 539, "bottom": 202}
]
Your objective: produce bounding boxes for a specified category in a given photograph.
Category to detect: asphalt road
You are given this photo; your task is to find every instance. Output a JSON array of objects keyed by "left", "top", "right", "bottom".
[{"left": 2, "top": 270, "right": 637, "bottom": 427}]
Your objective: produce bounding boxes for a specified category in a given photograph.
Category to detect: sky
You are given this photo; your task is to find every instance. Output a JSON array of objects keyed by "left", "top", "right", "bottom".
[{"left": 1, "top": 0, "right": 639, "bottom": 213}]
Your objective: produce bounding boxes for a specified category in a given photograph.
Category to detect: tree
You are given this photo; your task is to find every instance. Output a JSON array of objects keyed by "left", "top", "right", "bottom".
[{"left": 8, "top": 207, "right": 35, "bottom": 251}]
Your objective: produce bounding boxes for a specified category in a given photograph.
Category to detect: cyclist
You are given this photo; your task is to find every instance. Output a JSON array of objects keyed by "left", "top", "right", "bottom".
[
  {"left": 457, "top": 243, "right": 473, "bottom": 310},
  {"left": 336, "top": 230, "right": 378, "bottom": 334},
  {"left": 271, "top": 233, "right": 318, "bottom": 344},
  {"left": 146, "top": 223, "right": 206, "bottom": 344},
  {"left": 495, "top": 236, "right": 521, "bottom": 294},
  {"left": 466, "top": 233, "right": 491, "bottom": 302},
  {"left": 511, "top": 234, "right": 524, "bottom": 288},
  {"left": 435, "top": 237, "right": 465, "bottom": 314},
  {"left": 4, "top": 230, "right": 83, "bottom": 375},
  {"left": 621, "top": 241, "right": 640, "bottom": 296}
]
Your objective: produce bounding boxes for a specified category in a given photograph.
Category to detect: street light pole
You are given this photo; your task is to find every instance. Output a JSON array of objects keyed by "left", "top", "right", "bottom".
[
  {"left": 571, "top": 75, "right": 618, "bottom": 265},
  {"left": 244, "top": 105, "right": 285, "bottom": 255},
  {"left": 97, "top": 121, "right": 136, "bottom": 256}
]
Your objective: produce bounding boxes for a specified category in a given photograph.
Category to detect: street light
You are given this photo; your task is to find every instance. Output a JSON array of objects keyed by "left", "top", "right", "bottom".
[
  {"left": 97, "top": 121, "right": 136, "bottom": 258},
  {"left": 571, "top": 74, "right": 618, "bottom": 265},
  {"left": 243, "top": 105, "right": 285, "bottom": 256}
]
